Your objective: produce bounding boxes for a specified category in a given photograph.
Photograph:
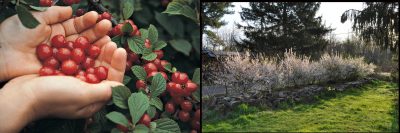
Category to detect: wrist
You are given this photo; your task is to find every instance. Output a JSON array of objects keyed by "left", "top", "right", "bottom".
[{"left": 0, "top": 81, "right": 37, "bottom": 132}]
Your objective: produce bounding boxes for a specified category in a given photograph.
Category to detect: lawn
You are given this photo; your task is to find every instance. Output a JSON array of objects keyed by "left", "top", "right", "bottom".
[{"left": 203, "top": 80, "right": 399, "bottom": 132}]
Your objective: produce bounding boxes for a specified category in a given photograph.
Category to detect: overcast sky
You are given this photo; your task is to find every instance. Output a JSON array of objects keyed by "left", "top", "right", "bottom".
[{"left": 218, "top": 2, "right": 365, "bottom": 41}]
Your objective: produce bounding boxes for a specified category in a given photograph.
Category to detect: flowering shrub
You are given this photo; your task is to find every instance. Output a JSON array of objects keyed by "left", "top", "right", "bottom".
[{"left": 214, "top": 48, "right": 376, "bottom": 93}]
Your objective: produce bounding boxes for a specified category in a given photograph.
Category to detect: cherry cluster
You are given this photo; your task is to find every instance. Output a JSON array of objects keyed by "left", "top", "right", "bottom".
[
  {"left": 39, "top": 0, "right": 81, "bottom": 6},
  {"left": 36, "top": 35, "right": 108, "bottom": 83}
]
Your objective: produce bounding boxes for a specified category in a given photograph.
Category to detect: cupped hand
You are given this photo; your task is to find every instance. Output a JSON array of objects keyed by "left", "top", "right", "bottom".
[{"left": 0, "top": 6, "right": 116, "bottom": 81}]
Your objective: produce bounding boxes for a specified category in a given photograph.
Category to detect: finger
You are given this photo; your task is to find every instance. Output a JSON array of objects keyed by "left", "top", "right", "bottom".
[
  {"left": 84, "top": 81, "right": 122, "bottom": 103},
  {"left": 34, "top": 6, "right": 73, "bottom": 25},
  {"left": 108, "top": 48, "right": 127, "bottom": 82},
  {"left": 62, "top": 11, "right": 99, "bottom": 36},
  {"left": 99, "top": 42, "right": 117, "bottom": 64},
  {"left": 65, "top": 20, "right": 112, "bottom": 43},
  {"left": 93, "top": 36, "right": 111, "bottom": 48}
]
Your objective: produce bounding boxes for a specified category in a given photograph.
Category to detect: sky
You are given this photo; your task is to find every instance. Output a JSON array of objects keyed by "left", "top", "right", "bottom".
[{"left": 217, "top": 2, "right": 365, "bottom": 41}]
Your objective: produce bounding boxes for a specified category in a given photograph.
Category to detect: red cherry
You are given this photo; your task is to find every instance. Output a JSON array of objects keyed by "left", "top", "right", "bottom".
[
  {"left": 51, "top": 35, "right": 66, "bottom": 48},
  {"left": 125, "top": 60, "right": 133, "bottom": 72},
  {"left": 147, "top": 71, "right": 168, "bottom": 80},
  {"left": 63, "top": 0, "right": 75, "bottom": 5},
  {"left": 76, "top": 70, "right": 86, "bottom": 76},
  {"left": 36, "top": 43, "right": 53, "bottom": 60},
  {"left": 43, "top": 57, "right": 60, "bottom": 69},
  {"left": 172, "top": 72, "right": 188, "bottom": 84},
  {"left": 55, "top": 48, "right": 71, "bottom": 61},
  {"left": 66, "top": 41, "right": 75, "bottom": 50},
  {"left": 54, "top": 70, "right": 64, "bottom": 76},
  {"left": 127, "top": 52, "right": 139, "bottom": 62},
  {"left": 166, "top": 82, "right": 176, "bottom": 92},
  {"left": 180, "top": 100, "right": 193, "bottom": 112},
  {"left": 76, "top": 75, "right": 87, "bottom": 82},
  {"left": 52, "top": 47, "right": 58, "bottom": 55},
  {"left": 71, "top": 48, "right": 85, "bottom": 64},
  {"left": 111, "top": 24, "right": 123, "bottom": 36},
  {"left": 178, "top": 111, "right": 190, "bottom": 122},
  {"left": 185, "top": 81, "right": 198, "bottom": 92},
  {"left": 39, "top": 66, "right": 55, "bottom": 76},
  {"left": 87, "top": 45, "right": 101, "bottom": 58},
  {"left": 152, "top": 58, "right": 162, "bottom": 69},
  {"left": 138, "top": 114, "right": 151, "bottom": 127},
  {"left": 165, "top": 101, "right": 175, "bottom": 114},
  {"left": 129, "top": 25, "right": 138, "bottom": 36},
  {"left": 86, "top": 73, "right": 100, "bottom": 83},
  {"left": 39, "top": 0, "right": 52, "bottom": 6},
  {"left": 144, "top": 39, "right": 151, "bottom": 49},
  {"left": 61, "top": 60, "right": 78, "bottom": 75},
  {"left": 171, "top": 72, "right": 180, "bottom": 83},
  {"left": 159, "top": 60, "right": 168, "bottom": 71},
  {"left": 143, "top": 63, "right": 158, "bottom": 74},
  {"left": 74, "top": 36, "right": 90, "bottom": 49},
  {"left": 136, "top": 80, "right": 146, "bottom": 90},
  {"left": 82, "top": 57, "right": 95, "bottom": 69},
  {"left": 135, "top": 30, "right": 141, "bottom": 36},
  {"left": 94, "top": 66, "right": 108, "bottom": 80},
  {"left": 154, "top": 50, "right": 164, "bottom": 59},
  {"left": 74, "top": 0, "right": 80, "bottom": 4},
  {"left": 86, "top": 67, "right": 95, "bottom": 74},
  {"left": 194, "top": 109, "right": 200, "bottom": 121},
  {"left": 172, "top": 96, "right": 184, "bottom": 105},
  {"left": 75, "top": 9, "right": 86, "bottom": 16},
  {"left": 191, "top": 120, "right": 200, "bottom": 130},
  {"left": 116, "top": 124, "right": 128, "bottom": 133},
  {"left": 101, "top": 12, "right": 112, "bottom": 20}
]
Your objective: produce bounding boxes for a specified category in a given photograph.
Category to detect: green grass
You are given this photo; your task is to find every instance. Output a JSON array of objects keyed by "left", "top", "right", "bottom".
[{"left": 203, "top": 80, "right": 399, "bottom": 132}]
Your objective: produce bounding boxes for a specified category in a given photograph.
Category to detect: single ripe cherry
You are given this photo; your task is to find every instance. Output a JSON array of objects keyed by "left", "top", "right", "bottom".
[
  {"left": 86, "top": 67, "right": 95, "bottom": 74},
  {"left": 76, "top": 70, "right": 86, "bottom": 76},
  {"left": 71, "top": 48, "right": 85, "bottom": 64},
  {"left": 74, "top": 36, "right": 90, "bottom": 49},
  {"left": 144, "top": 39, "right": 151, "bottom": 48},
  {"left": 178, "top": 111, "right": 190, "bottom": 122},
  {"left": 39, "top": 66, "right": 55, "bottom": 76},
  {"left": 51, "top": 35, "right": 66, "bottom": 48},
  {"left": 136, "top": 80, "right": 146, "bottom": 90},
  {"left": 86, "top": 73, "right": 100, "bottom": 83},
  {"left": 185, "top": 81, "right": 198, "bottom": 92},
  {"left": 55, "top": 48, "right": 71, "bottom": 61},
  {"left": 101, "top": 12, "right": 112, "bottom": 20},
  {"left": 75, "top": 9, "right": 86, "bottom": 17},
  {"left": 127, "top": 52, "right": 139, "bottom": 63},
  {"left": 66, "top": 41, "right": 75, "bottom": 50},
  {"left": 94, "top": 66, "right": 108, "bottom": 80},
  {"left": 154, "top": 50, "right": 164, "bottom": 59},
  {"left": 76, "top": 75, "right": 87, "bottom": 82},
  {"left": 63, "top": 0, "right": 75, "bottom": 5},
  {"left": 36, "top": 43, "right": 53, "bottom": 60},
  {"left": 82, "top": 57, "right": 95, "bottom": 69},
  {"left": 172, "top": 72, "right": 189, "bottom": 84},
  {"left": 61, "top": 59, "right": 78, "bottom": 75},
  {"left": 87, "top": 45, "right": 100, "bottom": 58},
  {"left": 147, "top": 71, "right": 168, "bottom": 80},
  {"left": 166, "top": 82, "right": 176, "bottom": 92},
  {"left": 39, "top": 0, "right": 52, "bottom": 6},
  {"left": 143, "top": 62, "right": 158, "bottom": 74},
  {"left": 43, "top": 57, "right": 60, "bottom": 69},
  {"left": 165, "top": 102, "right": 175, "bottom": 114},
  {"left": 158, "top": 60, "right": 168, "bottom": 72},
  {"left": 111, "top": 23, "right": 123, "bottom": 36},
  {"left": 180, "top": 100, "right": 193, "bottom": 112},
  {"left": 138, "top": 114, "right": 151, "bottom": 127}
]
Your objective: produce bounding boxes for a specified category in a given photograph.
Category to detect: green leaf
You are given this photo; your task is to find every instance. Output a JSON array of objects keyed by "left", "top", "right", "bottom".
[
  {"left": 147, "top": 24, "right": 158, "bottom": 44},
  {"left": 150, "top": 97, "right": 163, "bottom": 110},
  {"left": 105, "top": 112, "right": 129, "bottom": 127},
  {"left": 169, "top": 39, "right": 192, "bottom": 56},
  {"left": 147, "top": 106, "right": 156, "bottom": 118},
  {"left": 111, "top": 128, "right": 122, "bottom": 133},
  {"left": 162, "top": 1, "right": 198, "bottom": 22},
  {"left": 192, "top": 68, "right": 200, "bottom": 84},
  {"left": 128, "top": 37, "right": 145, "bottom": 54},
  {"left": 112, "top": 86, "right": 131, "bottom": 109},
  {"left": 29, "top": 5, "right": 48, "bottom": 11},
  {"left": 163, "top": 63, "right": 173, "bottom": 73},
  {"left": 131, "top": 65, "right": 147, "bottom": 80},
  {"left": 122, "top": 22, "right": 133, "bottom": 33},
  {"left": 111, "top": 35, "right": 122, "bottom": 47},
  {"left": 154, "top": 118, "right": 181, "bottom": 133},
  {"left": 140, "top": 29, "right": 148, "bottom": 40},
  {"left": 142, "top": 52, "right": 157, "bottom": 61},
  {"left": 134, "top": 124, "right": 149, "bottom": 133},
  {"left": 150, "top": 122, "right": 157, "bottom": 132},
  {"left": 149, "top": 73, "right": 166, "bottom": 98},
  {"left": 16, "top": 5, "right": 40, "bottom": 29},
  {"left": 192, "top": 89, "right": 200, "bottom": 102},
  {"left": 153, "top": 41, "right": 167, "bottom": 50},
  {"left": 122, "top": 0, "right": 134, "bottom": 19},
  {"left": 123, "top": 75, "right": 132, "bottom": 85},
  {"left": 128, "top": 92, "right": 150, "bottom": 125}
]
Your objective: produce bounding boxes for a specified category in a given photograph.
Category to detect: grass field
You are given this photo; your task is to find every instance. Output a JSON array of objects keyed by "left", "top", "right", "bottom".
[{"left": 203, "top": 80, "right": 399, "bottom": 132}]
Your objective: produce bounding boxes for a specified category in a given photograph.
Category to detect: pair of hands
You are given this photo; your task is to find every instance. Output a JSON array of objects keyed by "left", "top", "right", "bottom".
[{"left": 0, "top": 6, "right": 126, "bottom": 132}]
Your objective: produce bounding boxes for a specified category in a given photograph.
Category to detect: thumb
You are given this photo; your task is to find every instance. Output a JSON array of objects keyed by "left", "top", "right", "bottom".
[
  {"left": 85, "top": 81, "right": 123, "bottom": 103},
  {"left": 34, "top": 6, "right": 73, "bottom": 25}
]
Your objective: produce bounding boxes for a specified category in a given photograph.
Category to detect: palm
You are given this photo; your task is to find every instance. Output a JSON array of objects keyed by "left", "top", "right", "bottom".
[{"left": 0, "top": 6, "right": 125, "bottom": 81}]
